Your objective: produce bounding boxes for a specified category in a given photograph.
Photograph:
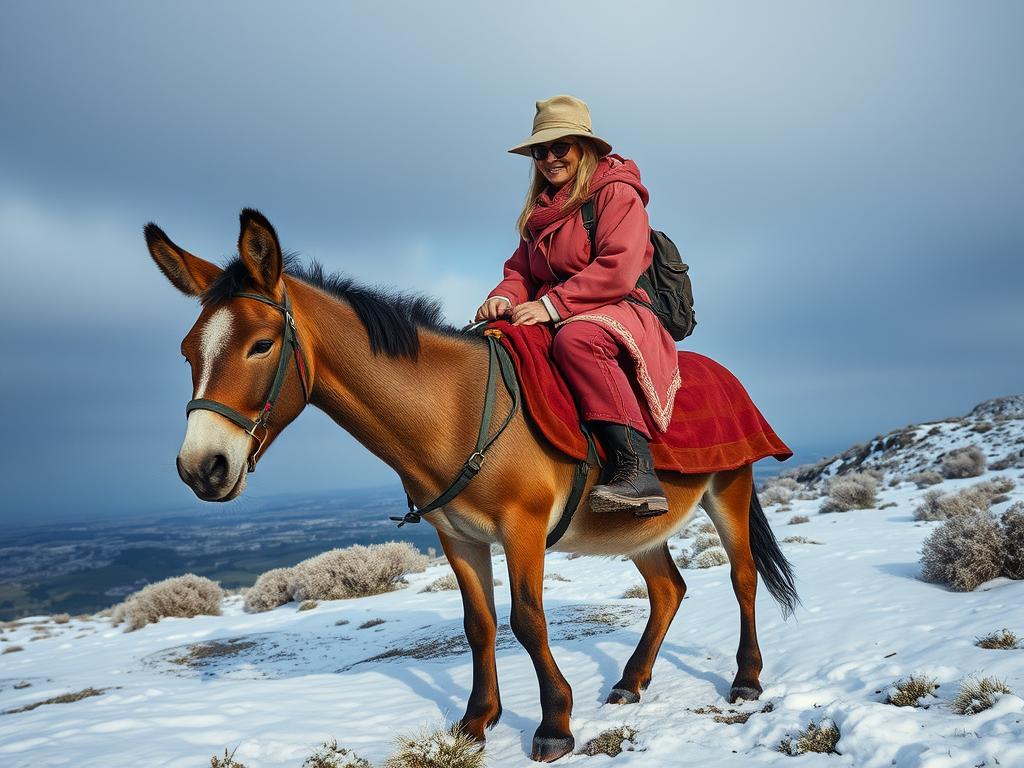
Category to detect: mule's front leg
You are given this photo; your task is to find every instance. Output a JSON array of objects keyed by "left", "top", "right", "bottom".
[
  {"left": 504, "top": 531, "right": 574, "bottom": 762},
  {"left": 437, "top": 531, "right": 502, "bottom": 741}
]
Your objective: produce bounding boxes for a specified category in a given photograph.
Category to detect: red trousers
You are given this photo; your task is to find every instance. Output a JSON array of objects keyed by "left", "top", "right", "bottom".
[{"left": 551, "top": 320, "right": 651, "bottom": 439}]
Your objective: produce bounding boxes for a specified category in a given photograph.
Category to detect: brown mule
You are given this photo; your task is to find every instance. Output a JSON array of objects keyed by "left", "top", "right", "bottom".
[{"left": 145, "top": 209, "right": 798, "bottom": 763}]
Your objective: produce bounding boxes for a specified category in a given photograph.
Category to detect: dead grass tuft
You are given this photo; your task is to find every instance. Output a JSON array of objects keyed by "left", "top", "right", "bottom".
[
  {"left": 383, "top": 722, "right": 485, "bottom": 768},
  {"left": 782, "top": 536, "right": 823, "bottom": 545},
  {"left": 951, "top": 676, "right": 1013, "bottom": 715},
  {"left": 909, "top": 471, "right": 944, "bottom": 488},
  {"left": 4, "top": 687, "right": 106, "bottom": 714},
  {"left": 420, "top": 573, "right": 459, "bottom": 593},
  {"left": 577, "top": 726, "right": 639, "bottom": 757},
  {"left": 359, "top": 618, "right": 385, "bottom": 629},
  {"left": 777, "top": 718, "right": 840, "bottom": 756},
  {"left": 2, "top": 645, "right": 24, "bottom": 654},
  {"left": 210, "top": 748, "right": 248, "bottom": 768},
  {"left": 694, "top": 546, "right": 729, "bottom": 568},
  {"left": 975, "top": 629, "right": 1019, "bottom": 650},
  {"left": 298, "top": 600, "right": 318, "bottom": 612},
  {"left": 885, "top": 674, "right": 939, "bottom": 707},
  {"left": 303, "top": 739, "right": 372, "bottom": 768},
  {"left": 621, "top": 584, "right": 649, "bottom": 599},
  {"left": 788, "top": 515, "right": 810, "bottom": 525}
]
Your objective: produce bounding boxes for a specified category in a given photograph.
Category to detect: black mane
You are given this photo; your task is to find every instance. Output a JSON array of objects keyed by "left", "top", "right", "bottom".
[{"left": 202, "top": 254, "right": 475, "bottom": 359}]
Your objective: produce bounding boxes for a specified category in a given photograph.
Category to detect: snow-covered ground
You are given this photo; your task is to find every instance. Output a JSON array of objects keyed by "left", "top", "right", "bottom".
[{"left": 1, "top": 403, "right": 1023, "bottom": 767}]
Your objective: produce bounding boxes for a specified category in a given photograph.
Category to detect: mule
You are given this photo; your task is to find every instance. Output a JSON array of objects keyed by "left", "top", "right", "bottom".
[{"left": 145, "top": 209, "right": 797, "bottom": 763}]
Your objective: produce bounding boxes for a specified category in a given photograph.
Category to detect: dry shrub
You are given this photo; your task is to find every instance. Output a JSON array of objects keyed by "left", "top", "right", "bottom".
[
  {"left": 304, "top": 739, "right": 372, "bottom": 768},
  {"left": 383, "top": 722, "right": 485, "bottom": 768},
  {"left": 991, "top": 450, "right": 1024, "bottom": 471},
  {"left": 112, "top": 574, "right": 224, "bottom": 632},
  {"left": 211, "top": 748, "right": 247, "bottom": 768},
  {"left": 920, "top": 510, "right": 1005, "bottom": 591},
  {"left": 782, "top": 536, "right": 822, "bottom": 545},
  {"left": 421, "top": 573, "right": 459, "bottom": 593},
  {"left": 777, "top": 718, "right": 840, "bottom": 756},
  {"left": 914, "top": 488, "right": 990, "bottom": 521},
  {"left": 2, "top": 645, "right": 23, "bottom": 654},
  {"left": 288, "top": 542, "right": 429, "bottom": 602},
  {"left": 975, "top": 476, "right": 1016, "bottom": 497},
  {"left": 909, "top": 471, "right": 944, "bottom": 488},
  {"left": 885, "top": 674, "right": 939, "bottom": 707},
  {"left": 244, "top": 567, "right": 295, "bottom": 613},
  {"left": 951, "top": 676, "right": 1013, "bottom": 715},
  {"left": 1001, "top": 503, "right": 1024, "bottom": 579},
  {"left": 52, "top": 613, "right": 70, "bottom": 624},
  {"left": 694, "top": 532, "right": 722, "bottom": 551},
  {"left": 298, "top": 600, "right": 318, "bottom": 612},
  {"left": 975, "top": 629, "right": 1019, "bottom": 650},
  {"left": 820, "top": 472, "right": 878, "bottom": 513},
  {"left": 578, "top": 726, "right": 638, "bottom": 757},
  {"left": 359, "top": 618, "right": 385, "bottom": 629},
  {"left": 621, "top": 584, "right": 648, "bottom": 599},
  {"left": 694, "top": 546, "right": 729, "bottom": 568},
  {"left": 940, "top": 445, "right": 986, "bottom": 479},
  {"left": 788, "top": 515, "right": 810, "bottom": 525}
]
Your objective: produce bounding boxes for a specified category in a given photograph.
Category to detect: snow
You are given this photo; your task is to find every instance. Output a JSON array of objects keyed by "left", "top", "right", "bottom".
[{"left": 1, "top": 416, "right": 1023, "bottom": 766}]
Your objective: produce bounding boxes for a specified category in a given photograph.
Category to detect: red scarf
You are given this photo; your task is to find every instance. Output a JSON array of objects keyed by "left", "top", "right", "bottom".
[{"left": 524, "top": 153, "right": 650, "bottom": 241}]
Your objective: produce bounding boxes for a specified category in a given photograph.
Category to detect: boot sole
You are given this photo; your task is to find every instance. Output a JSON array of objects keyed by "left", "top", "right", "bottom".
[{"left": 590, "top": 489, "right": 670, "bottom": 517}]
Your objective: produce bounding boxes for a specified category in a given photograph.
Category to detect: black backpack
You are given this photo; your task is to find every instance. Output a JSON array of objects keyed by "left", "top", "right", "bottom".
[{"left": 581, "top": 198, "right": 697, "bottom": 342}]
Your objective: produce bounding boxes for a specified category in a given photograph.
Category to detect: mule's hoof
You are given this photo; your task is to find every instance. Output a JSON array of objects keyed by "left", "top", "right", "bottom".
[
  {"left": 531, "top": 734, "right": 575, "bottom": 762},
  {"left": 728, "top": 685, "right": 762, "bottom": 703},
  {"left": 605, "top": 687, "right": 641, "bottom": 705}
]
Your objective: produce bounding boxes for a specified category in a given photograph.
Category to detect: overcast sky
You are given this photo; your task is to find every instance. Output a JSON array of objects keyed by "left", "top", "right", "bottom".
[{"left": 1, "top": 1, "right": 1021, "bottom": 524}]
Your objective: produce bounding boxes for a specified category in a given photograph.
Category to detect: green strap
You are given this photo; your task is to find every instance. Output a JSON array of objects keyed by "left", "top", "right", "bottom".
[{"left": 392, "top": 335, "right": 520, "bottom": 526}]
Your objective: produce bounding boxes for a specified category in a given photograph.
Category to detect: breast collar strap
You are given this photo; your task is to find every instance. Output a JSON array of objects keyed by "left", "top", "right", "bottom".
[{"left": 185, "top": 286, "right": 310, "bottom": 473}]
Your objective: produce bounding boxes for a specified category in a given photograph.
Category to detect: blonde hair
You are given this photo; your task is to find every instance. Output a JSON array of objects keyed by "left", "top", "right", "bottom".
[{"left": 515, "top": 137, "right": 601, "bottom": 240}]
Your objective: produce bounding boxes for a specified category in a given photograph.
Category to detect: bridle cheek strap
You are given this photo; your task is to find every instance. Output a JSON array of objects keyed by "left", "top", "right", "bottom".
[{"left": 185, "top": 287, "right": 310, "bottom": 473}]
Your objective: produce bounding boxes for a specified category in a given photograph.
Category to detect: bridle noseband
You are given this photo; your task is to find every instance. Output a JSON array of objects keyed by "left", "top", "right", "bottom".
[{"left": 185, "top": 286, "right": 311, "bottom": 473}]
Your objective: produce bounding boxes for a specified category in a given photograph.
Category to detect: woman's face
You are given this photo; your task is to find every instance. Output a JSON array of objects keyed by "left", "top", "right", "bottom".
[{"left": 533, "top": 138, "right": 582, "bottom": 189}]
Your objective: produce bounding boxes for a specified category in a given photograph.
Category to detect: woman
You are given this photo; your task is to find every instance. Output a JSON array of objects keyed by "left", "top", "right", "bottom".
[{"left": 475, "top": 94, "right": 681, "bottom": 517}]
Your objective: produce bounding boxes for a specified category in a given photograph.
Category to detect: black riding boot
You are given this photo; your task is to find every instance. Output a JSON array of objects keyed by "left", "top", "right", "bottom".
[{"left": 588, "top": 422, "right": 669, "bottom": 517}]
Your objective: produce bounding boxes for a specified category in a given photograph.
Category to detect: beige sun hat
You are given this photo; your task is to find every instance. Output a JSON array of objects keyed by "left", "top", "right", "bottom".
[{"left": 507, "top": 94, "right": 612, "bottom": 157}]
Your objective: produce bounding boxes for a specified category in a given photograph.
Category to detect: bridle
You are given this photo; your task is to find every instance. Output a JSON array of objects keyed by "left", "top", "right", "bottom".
[{"left": 185, "top": 286, "right": 311, "bottom": 472}]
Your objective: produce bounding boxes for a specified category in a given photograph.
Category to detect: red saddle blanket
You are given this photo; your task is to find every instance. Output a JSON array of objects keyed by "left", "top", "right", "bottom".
[{"left": 486, "top": 321, "right": 793, "bottom": 474}]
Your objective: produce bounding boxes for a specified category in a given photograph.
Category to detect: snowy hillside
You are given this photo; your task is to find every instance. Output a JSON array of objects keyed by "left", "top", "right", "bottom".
[{"left": 1, "top": 398, "right": 1022, "bottom": 767}]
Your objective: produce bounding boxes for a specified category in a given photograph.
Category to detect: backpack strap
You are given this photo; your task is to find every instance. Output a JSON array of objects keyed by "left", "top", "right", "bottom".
[{"left": 580, "top": 198, "right": 597, "bottom": 257}]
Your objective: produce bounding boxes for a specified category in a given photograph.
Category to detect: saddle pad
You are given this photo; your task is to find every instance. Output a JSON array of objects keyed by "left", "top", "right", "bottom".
[{"left": 485, "top": 321, "right": 793, "bottom": 474}]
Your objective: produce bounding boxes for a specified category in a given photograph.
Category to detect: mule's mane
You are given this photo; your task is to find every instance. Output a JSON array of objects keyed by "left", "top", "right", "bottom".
[{"left": 202, "top": 254, "right": 478, "bottom": 360}]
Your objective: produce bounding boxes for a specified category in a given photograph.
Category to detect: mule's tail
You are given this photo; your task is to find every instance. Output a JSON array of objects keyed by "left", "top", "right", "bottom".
[{"left": 749, "top": 489, "right": 800, "bottom": 617}]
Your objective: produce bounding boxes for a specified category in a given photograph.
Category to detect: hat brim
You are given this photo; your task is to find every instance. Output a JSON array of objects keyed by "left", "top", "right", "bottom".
[{"left": 508, "top": 127, "right": 612, "bottom": 157}]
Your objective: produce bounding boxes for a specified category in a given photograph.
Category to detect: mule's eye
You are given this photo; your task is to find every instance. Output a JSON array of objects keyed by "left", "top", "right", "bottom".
[{"left": 248, "top": 339, "right": 274, "bottom": 356}]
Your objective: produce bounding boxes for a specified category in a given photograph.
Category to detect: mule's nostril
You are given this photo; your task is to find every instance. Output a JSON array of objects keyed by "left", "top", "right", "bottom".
[{"left": 205, "top": 453, "right": 229, "bottom": 485}]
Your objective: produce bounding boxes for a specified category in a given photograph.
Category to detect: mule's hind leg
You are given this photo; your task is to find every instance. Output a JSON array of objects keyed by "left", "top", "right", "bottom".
[
  {"left": 606, "top": 542, "right": 686, "bottom": 704},
  {"left": 436, "top": 531, "right": 502, "bottom": 740},
  {"left": 702, "top": 465, "right": 764, "bottom": 703}
]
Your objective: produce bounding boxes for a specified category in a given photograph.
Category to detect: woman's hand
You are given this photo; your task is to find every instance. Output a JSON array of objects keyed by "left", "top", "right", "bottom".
[
  {"left": 475, "top": 297, "right": 512, "bottom": 322},
  {"left": 511, "top": 300, "right": 552, "bottom": 326}
]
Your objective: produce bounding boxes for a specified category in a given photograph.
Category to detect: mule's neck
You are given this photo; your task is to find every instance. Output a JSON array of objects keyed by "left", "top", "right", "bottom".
[{"left": 289, "top": 279, "right": 487, "bottom": 492}]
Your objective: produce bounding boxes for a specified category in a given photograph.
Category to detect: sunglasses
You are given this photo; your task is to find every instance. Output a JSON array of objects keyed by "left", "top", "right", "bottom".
[{"left": 530, "top": 140, "right": 576, "bottom": 161}]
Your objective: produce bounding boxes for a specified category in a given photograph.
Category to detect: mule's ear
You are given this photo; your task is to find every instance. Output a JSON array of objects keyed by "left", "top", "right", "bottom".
[
  {"left": 237, "top": 208, "right": 283, "bottom": 291},
  {"left": 144, "top": 223, "right": 220, "bottom": 297}
]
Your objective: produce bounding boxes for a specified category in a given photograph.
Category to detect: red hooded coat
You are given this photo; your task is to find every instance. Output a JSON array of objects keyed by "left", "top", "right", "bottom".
[{"left": 487, "top": 154, "right": 681, "bottom": 431}]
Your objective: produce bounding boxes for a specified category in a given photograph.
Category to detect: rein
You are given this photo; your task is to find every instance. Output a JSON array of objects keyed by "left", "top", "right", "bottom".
[{"left": 185, "top": 286, "right": 310, "bottom": 472}]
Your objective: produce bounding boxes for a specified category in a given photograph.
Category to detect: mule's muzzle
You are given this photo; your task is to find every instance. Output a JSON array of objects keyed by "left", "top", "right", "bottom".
[{"left": 176, "top": 452, "right": 243, "bottom": 501}]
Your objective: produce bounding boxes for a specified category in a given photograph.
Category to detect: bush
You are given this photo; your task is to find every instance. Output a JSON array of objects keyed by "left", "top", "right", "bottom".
[
  {"left": 288, "top": 542, "right": 429, "bottom": 602},
  {"left": 693, "top": 532, "right": 722, "bottom": 552},
  {"left": 621, "top": 584, "right": 648, "bottom": 599},
  {"left": 112, "top": 574, "right": 224, "bottom": 632},
  {"left": 914, "top": 488, "right": 990, "bottom": 521},
  {"left": 777, "top": 718, "right": 840, "bottom": 756},
  {"left": 421, "top": 573, "right": 459, "bottom": 593},
  {"left": 885, "top": 674, "right": 939, "bottom": 707},
  {"left": 359, "top": 618, "right": 385, "bottom": 629},
  {"left": 298, "top": 600, "right": 318, "bottom": 611},
  {"left": 940, "top": 446, "right": 986, "bottom": 479},
  {"left": 951, "top": 676, "right": 1013, "bottom": 715},
  {"left": 920, "top": 511, "right": 1005, "bottom": 591},
  {"left": 52, "top": 613, "right": 70, "bottom": 624},
  {"left": 578, "top": 726, "right": 638, "bottom": 757},
  {"left": 975, "top": 629, "right": 1019, "bottom": 650},
  {"left": 820, "top": 472, "right": 878, "bottom": 513},
  {"left": 244, "top": 567, "right": 295, "bottom": 613},
  {"left": 909, "top": 471, "right": 944, "bottom": 488},
  {"left": 383, "top": 723, "right": 485, "bottom": 768},
  {"left": 304, "top": 740, "right": 372, "bottom": 768},
  {"left": 1001, "top": 503, "right": 1024, "bottom": 579},
  {"left": 694, "top": 546, "right": 729, "bottom": 568},
  {"left": 788, "top": 515, "right": 810, "bottom": 525},
  {"left": 991, "top": 450, "right": 1024, "bottom": 471}
]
